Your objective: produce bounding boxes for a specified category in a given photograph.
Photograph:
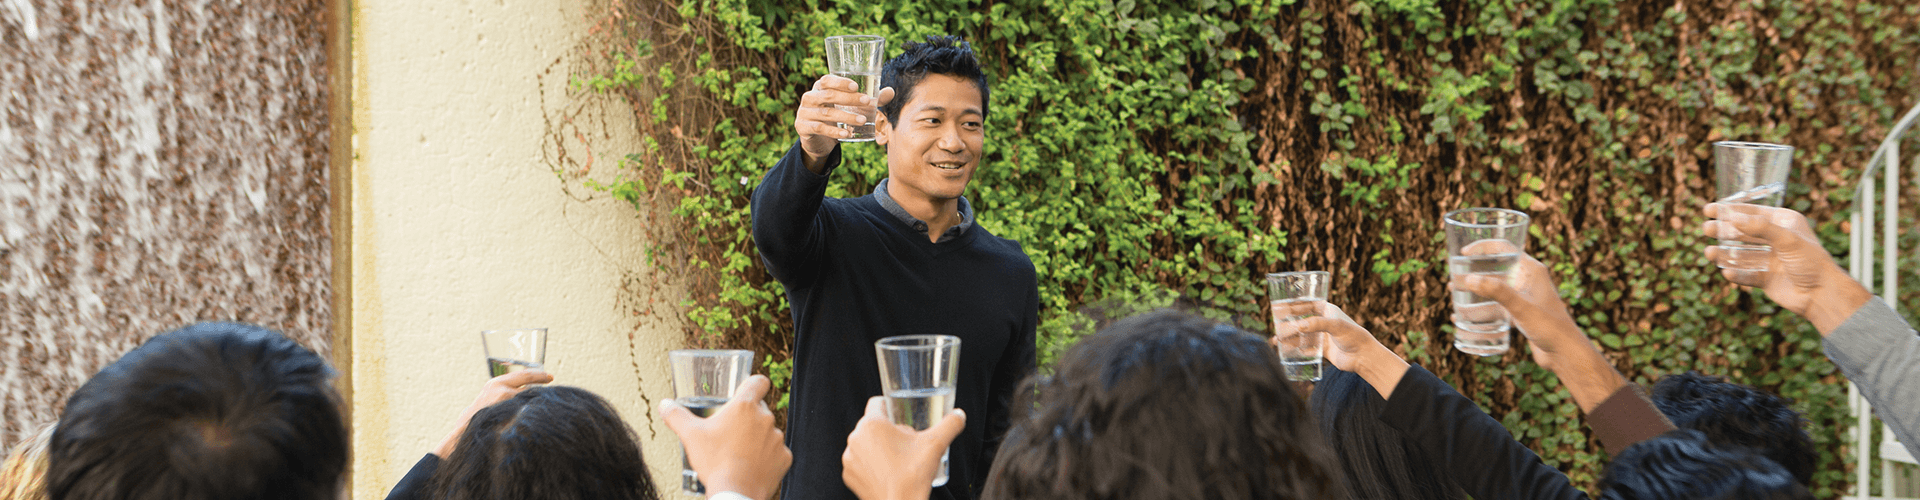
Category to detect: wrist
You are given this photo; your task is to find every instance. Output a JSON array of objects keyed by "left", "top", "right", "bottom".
[
  {"left": 1807, "top": 266, "right": 1874, "bottom": 336},
  {"left": 1356, "top": 345, "right": 1411, "bottom": 400}
]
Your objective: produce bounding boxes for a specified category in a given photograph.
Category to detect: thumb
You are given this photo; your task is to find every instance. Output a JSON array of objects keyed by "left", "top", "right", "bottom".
[
  {"left": 730, "top": 374, "right": 772, "bottom": 404},
  {"left": 923, "top": 409, "right": 967, "bottom": 446},
  {"left": 659, "top": 399, "right": 696, "bottom": 434},
  {"left": 876, "top": 87, "right": 895, "bottom": 107}
]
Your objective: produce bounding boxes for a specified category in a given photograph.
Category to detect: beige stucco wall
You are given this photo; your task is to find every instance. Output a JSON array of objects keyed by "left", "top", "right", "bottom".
[{"left": 349, "top": 0, "right": 681, "bottom": 497}]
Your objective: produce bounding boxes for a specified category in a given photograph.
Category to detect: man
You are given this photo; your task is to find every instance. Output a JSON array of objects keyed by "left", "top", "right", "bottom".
[
  {"left": 45, "top": 322, "right": 348, "bottom": 500},
  {"left": 751, "top": 35, "right": 1038, "bottom": 500},
  {"left": 1703, "top": 202, "right": 1920, "bottom": 458}
]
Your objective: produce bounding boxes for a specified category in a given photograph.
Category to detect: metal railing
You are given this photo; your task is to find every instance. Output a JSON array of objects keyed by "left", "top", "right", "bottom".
[{"left": 1846, "top": 100, "right": 1920, "bottom": 499}]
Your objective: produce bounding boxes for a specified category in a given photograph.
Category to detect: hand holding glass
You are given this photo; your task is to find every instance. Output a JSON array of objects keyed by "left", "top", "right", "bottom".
[
  {"left": 875, "top": 335, "right": 960, "bottom": 487},
  {"left": 1712, "top": 141, "right": 1793, "bottom": 272},
  {"left": 669, "top": 349, "right": 755, "bottom": 496},
  {"left": 824, "top": 35, "right": 886, "bottom": 142},
  {"left": 1445, "top": 208, "right": 1530, "bottom": 356},
  {"left": 481, "top": 328, "right": 546, "bottom": 376},
  {"left": 1267, "top": 271, "right": 1330, "bottom": 382}
]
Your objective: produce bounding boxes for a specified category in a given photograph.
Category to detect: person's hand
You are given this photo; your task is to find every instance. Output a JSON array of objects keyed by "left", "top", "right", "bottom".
[
  {"left": 1703, "top": 203, "right": 1871, "bottom": 334},
  {"left": 841, "top": 397, "right": 965, "bottom": 500},
  {"left": 1273, "top": 301, "right": 1410, "bottom": 398},
  {"left": 433, "top": 369, "right": 554, "bottom": 458},
  {"left": 660, "top": 375, "right": 790, "bottom": 500},
  {"left": 794, "top": 75, "right": 895, "bottom": 171},
  {"left": 1447, "top": 240, "right": 1585, "bottom": 372}
]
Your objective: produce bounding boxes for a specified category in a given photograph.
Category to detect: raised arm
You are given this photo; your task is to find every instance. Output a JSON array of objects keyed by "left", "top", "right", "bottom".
[
  {"left": 752, "top": 76, "right": 896, "bottom": 286},
  {"left": 1449, "top": 241, "right": 1675, "bottom": 455},
  {"left": 1704, "top": 203, "right": 1920, "bottom": 457}
]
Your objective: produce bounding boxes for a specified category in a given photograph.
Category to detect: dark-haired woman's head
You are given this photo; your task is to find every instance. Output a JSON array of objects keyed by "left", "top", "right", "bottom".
[
  {"left": 427, "top": 386, "right": 660, "bottom": 500},
  {"left": 1310, "top": 366, "right": 1467, "bottom": 500},
  {"left": 983, "top": 310, "right": 1344, "bottom": 500},
  {"left": 1599, "top": 429, "right": 1811, "bottom": 500}
]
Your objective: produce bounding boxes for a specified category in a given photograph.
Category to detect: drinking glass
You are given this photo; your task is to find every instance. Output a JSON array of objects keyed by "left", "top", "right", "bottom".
[
  {"left": 1267, "top": 271, "right": 1330, "bottom": 382},
  {"left": 669, "top": 349, "right": 755, "bottom": 496},
  {"left": 1713, "top": 141, "right": 1794, "bottom": 272},
  {"left": 875, "top": 335, "right": 960, "bottom": 487},
  {"left": 480, "top": 328, "right": 546, "bottom": 376},
  {"left": 1444, "top": 208, "right": 1531, "bottom": 356},
  {"left": 824, "top": 34, "right": 886, "bottom": 142}
]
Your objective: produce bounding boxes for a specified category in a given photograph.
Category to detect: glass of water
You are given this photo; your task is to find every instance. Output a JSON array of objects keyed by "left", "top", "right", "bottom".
[
  {"left": 1712, "top": 141, "right": 1794, "bottom": 272},
  {"left": 874, "top": 334, "right": 960, "bottom": 487},
  {"left": 668, "top": 349, "right": 755, "bottom": 496},
  {"left": 1444, "top": 208, "right": 1531, "bottom": 356},
  {"left": 1267, "top": 271, "right": 1330, "bottom": 382},
  {"left": 824, "top": 34, "right": 886, "bottom": 142},
  {"left": 480, "top": 328, "right": 546, "bottom": 376}
]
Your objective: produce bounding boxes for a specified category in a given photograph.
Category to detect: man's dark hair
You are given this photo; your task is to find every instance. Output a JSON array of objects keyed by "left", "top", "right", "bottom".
[
  {"left": 1599, "top": 429, "right": 1811, "bottom": 500},
  {"left": 879, "top": 35, "right": 990, "bottom": 128},
  {"left": 982, "top": 310, "right": 1344, "bottom": 500},
  {"left": 1650, "top": 371, "right": 1815, "bottom": 485},
  {"left": 1311, "top": 366, "right": 1468, "bottom": 500},
  {"left": 46, "top": 322, "right": 346, "bottom": 500},
  {"left": 427, "top": 386, "right": 661, "bottom": 500}
]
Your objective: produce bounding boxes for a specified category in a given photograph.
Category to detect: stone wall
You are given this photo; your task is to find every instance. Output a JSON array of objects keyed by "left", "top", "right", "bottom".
[{"left": 0, "top": 0, "right": 334, "bottom": 447}]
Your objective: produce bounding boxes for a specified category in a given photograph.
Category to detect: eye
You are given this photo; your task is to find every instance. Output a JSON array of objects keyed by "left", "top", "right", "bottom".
[{"left": 963, "top": 120, "right": 983, "bottom": 130}]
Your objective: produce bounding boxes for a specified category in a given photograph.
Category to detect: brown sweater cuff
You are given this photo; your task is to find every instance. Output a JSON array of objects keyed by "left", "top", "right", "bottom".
[{"left": 1588, "top": 384, "right": 1677, "bottom": 456}]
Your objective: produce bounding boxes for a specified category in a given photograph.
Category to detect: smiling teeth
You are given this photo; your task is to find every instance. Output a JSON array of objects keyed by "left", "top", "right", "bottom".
[{"left": 934, "top": 163, "right": 963, "bottom": 169}]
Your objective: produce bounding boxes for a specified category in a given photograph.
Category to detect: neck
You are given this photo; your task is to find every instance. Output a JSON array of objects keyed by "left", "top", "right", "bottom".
[{"left": 885, "top": 182, "right": 961, "bottom": 241}]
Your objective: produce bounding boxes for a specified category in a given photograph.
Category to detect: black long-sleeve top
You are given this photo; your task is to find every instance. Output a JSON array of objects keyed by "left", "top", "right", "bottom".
[
  {"left": 751, "top": 142, "right": 1039, "bottom": 500},
  {"left": 1379, "top": 366, "right": 1591, "bottom": 500}
]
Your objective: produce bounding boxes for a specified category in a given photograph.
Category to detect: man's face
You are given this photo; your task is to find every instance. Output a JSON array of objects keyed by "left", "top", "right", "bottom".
[{"left": 877, "top": 73, "right": 985, "bottom": 203}]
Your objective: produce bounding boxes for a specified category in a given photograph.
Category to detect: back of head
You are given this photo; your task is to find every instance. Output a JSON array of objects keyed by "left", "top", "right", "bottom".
[
  {"left": 1310, "top": 367, "right": 1467, "bottom": 500},
  {"left": 46, "top": 322, "right": 346, "bottom": 500},
  {"left": 879, "top": 34, "right": 991, "bottom": 126},
  {"left": 1, "top": 423, "right": 57, "bottom": 500},
  {"left": 1650, "top": 371, "right": 1814, "bottom": 485},
  {"left": 427, "top": 386, "right": 660, "bottom": 500},
  {"left": 1599, "top": 429, "right": 1811, "bottom": 500},
  {"left": 983, "top": 310, "right": 1343, "bottom": 500}
]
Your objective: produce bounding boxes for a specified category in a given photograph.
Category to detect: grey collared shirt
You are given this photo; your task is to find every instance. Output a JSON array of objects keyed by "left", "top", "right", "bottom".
[{"left": 873, "top": 178, "right": 974, "bottom": 243}]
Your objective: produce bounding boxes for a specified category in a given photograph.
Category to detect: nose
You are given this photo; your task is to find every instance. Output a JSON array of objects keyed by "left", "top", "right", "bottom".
[{"left": 937, "top": 124, "right": 964, "bottom": 153}]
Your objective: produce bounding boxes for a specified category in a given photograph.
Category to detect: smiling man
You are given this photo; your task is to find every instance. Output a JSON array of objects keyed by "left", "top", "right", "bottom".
[{"left": 750, "top": 35, "right": 1037, "bottom": 500}]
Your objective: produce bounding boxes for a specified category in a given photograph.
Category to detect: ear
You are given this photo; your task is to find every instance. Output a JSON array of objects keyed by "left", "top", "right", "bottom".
[{"left": 874, "top": 113, "right": 892, "bottom": 146}]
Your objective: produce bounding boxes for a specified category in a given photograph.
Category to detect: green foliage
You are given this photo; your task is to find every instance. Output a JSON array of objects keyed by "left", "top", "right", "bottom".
[{"left": 568, "top": 0, "right": 1920, "bottom": 493}]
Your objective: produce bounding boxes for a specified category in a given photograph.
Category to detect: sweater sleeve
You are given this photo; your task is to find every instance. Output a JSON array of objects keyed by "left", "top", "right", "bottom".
[
  {"left": 1377, "top": 365, "right": 1589, "bottom": 500},
  {"left": 750, "top": 141, "right": 841, "bottom": 289},
  {"left": 1823, "top": 297, "right": 1920, "bottom": 459},
  {"left": 983, "top": 279, "right": 1039, "bottom": 462},
  {"left": 1586, "top": 384, "right": 1676, "bottom": 456},
  {"left": 384, "top": 454, "right": 441, "bottom": 500}
]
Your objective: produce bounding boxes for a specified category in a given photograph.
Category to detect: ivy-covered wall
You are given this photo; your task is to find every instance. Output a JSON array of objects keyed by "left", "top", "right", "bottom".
[{"left": 563, "top": 0, "right": 1920, "bottom": 494}]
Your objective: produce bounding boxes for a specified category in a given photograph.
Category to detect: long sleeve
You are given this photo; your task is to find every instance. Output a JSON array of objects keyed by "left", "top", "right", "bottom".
[
  {"left": 1823, "top": 297, "right": 1920, "bottom": 458},
  {"left": 1378, "top": 365, "right": 1589, "bottom": 500},
  {"left": 983, "top": 278, "right": 1039, "bottom": 462},
  {"left": 384, "top": 454, "right": 441, "bottom": 500},
  {"left": 751, "top": 141, "right": 841, "bottom": 288},
  {"left": 1586, "top": 384, "right": 1676, "bottom": 456}
]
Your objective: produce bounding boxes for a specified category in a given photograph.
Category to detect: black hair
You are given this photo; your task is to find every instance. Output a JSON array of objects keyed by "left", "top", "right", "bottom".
[
  {"left": 879, "top": 35, "right": 990, "bottom": 128},
  {"left": 1650, "top": 371, "right": 1815, "bottom": 486},
  {"left": 982, "top": 310, "right": 1344, "bottom": 500},
  {"left": 1310, "top": 366, "right": 1468, "bottom": 500},
  {"left": 46, "top": 322, "right": 346, "bottom": 500},
  {"left": 1598, "top": 429, "right": 1812, "bottom": 500},
  {"left": 426, "top": 386, "right": 661, "bottom": 500}
]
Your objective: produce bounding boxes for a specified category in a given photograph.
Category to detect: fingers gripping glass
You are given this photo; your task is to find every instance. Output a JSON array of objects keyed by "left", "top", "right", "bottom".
[
  {"left": 669, "top": 349, "right": 754, "bottom": 496},
  {"left": 1268, "top": 271, "right": 1330, "bottom": 382},
  {"left": 875, "top": 335, "right": 960, "bottom": 487},
  {"left": 1444, "top": 208, "right": 1530, "bottom": 356},
  {"left": 1712, "top": 141, "right": 1794, "bottom": 273},
  {"left": 824, "top": 35, "right": 886, "bottom": 142}
]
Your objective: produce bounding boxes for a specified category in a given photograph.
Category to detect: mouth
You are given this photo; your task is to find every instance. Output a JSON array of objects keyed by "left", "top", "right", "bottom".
[{"left": 931, "top": 161, "right": 967, "bottom": 171}]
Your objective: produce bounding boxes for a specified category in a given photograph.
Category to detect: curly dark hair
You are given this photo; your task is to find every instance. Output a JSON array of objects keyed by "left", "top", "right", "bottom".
[
  {"left": 981, "top": 310, "right": 1344, "bottom": 500},
  {"left": 1649, "top": 371, "right": 1815, "bottom": 486},
  {"left": 879, "top": 35, "right": 990, "bottom": 128},
  {"left": 1598, "top": 429, "right": 1811, "bottom": 500},
  {"left": 426, "top": 386, "right": 660, "bottom": 500},
  {"left": 1311, "top": 366, "right": 1467, "bottom": 499}
]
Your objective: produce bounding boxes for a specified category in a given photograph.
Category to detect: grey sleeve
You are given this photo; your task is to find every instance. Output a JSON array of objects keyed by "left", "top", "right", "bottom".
[{"left": 1823, "top": 297, "right": 1920, "bottom": 459}]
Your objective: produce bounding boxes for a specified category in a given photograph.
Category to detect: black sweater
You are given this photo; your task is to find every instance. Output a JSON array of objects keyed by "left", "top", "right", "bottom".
[
  {"left": 751, "top": 142, "right": 1039, "bottom": 500},
  {"left": 1379, "top": 366, "right": 1589, "bottom": 500}
]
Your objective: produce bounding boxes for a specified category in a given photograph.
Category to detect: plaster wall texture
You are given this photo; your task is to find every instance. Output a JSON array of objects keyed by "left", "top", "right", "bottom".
[{"left": 350, "top": 0, "right": 681, "bottom": 497}]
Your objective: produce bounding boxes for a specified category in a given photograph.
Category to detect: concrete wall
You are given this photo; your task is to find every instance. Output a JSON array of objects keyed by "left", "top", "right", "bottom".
[{"left": 349, "top": 0, "right": 681, "bottom": 496}]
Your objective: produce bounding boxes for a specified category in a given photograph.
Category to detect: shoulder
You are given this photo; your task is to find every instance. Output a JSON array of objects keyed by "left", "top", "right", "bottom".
[{"left": 967, "top": 226, "right": 1037, "bottom": 273}]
